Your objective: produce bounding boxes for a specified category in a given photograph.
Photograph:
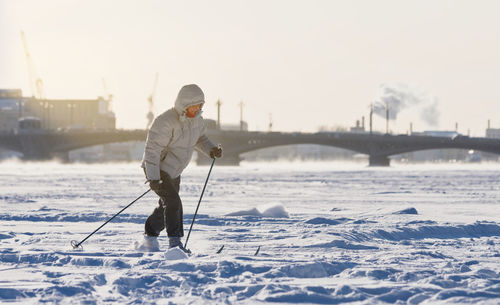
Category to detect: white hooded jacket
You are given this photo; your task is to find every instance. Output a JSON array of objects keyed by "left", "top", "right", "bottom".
[{"left": 142, "top": 84, "right": 216, "bottom": 180}]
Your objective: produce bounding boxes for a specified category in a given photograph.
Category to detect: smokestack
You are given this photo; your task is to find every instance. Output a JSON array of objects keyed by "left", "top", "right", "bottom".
[
  {"left": 488, "top": 119, "right": 491, "bottom": 129},
  {"left": 362, "top": 116, "right": 365, "bottom": 129},
  {"left": 386, "top": 102, "right": 389, "bottom": 134},
  {"left": 455, "top": 122, "right": 458, "bottom": 132},
  {"left": 370, "top": 103, "right": 373, "bottom": 135},
  {"left": 410, "top": 122, "right": 413, "bottom": 135}
]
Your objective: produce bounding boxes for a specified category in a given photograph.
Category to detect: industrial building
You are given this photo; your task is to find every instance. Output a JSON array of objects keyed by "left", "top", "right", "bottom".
[
  {"left": 486, "top": 128, "right": 500, "bottom": 139},
  {"left": 0, "top": 89, "right": 115, "bottom": 132}
]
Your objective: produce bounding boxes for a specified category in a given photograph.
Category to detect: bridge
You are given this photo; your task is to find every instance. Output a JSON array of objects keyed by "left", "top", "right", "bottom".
[
  {"left": 1, "top": 129, "right": 500, "bottom": 166},
  {"left": 0, "top": 130, "right": 147, "bottom": 161}
]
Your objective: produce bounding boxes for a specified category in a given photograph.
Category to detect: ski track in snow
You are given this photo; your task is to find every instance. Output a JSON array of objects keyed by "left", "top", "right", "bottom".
[{"left": 0, "top": 161, "right": 500, "bottom": 304}]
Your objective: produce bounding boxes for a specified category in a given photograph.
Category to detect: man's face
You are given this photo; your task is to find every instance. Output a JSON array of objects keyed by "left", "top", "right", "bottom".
[{"left": 186, "top": 104, "right": 202, "bottom": 118}]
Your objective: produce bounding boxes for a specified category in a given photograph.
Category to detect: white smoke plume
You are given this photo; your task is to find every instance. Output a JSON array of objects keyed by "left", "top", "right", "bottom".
[
  {"left": 420, "top": 101, "right": 440, "bottom": 126},
  {"left": 373, "top": 82, "right": 440, "bottom": 127}
]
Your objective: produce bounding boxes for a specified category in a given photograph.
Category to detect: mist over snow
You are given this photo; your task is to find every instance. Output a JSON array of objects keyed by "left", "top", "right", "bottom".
[{"left": 0, "top": 161, "right": 499, "bottom": 304}]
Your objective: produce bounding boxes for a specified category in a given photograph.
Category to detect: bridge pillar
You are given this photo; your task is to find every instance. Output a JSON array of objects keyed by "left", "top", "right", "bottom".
[
  {"left": 21, "top": 151, "right": 52, "bottom": 160},
  {"left": 19, "top": 134, "right": 52, "bottom": 160},
  {"left": 369, "top": 155, "right": 390, "bottom": 167},
  {"left": 196, "top": 152, "right": 242, "bottom": 166},
  {"left": 53, "top": 151, "right": 70, "bottom": 163}
]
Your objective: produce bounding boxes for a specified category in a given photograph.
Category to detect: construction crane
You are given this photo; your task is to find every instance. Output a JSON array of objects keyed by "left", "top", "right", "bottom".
[
  {"left": 146, "top": 73, "right": 159, "bottom": 129},
  {"left": 20, "top": 30, "right": 45, "bottom": 99}
]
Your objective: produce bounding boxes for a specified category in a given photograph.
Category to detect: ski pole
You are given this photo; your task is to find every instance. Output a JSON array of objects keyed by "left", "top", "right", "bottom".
[
  {"left": 71, "top": 188, "right": 151, "bottom": 249},
  {"left": 184, "top": 157, "right": 216, "bottom": 249}
]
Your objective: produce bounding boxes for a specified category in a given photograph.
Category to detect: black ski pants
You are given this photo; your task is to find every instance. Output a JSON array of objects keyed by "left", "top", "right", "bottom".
[{"left": 144, "top": 171, "right": 183, "bottom": 237}]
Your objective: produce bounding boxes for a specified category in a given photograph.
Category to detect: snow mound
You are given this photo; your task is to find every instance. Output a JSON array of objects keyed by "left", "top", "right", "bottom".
[
  {"left": 346, "top": 221, "right": 500, "bottom": 241},
  {"left": 394, "top": 207, "right": 418, "bottom": 215},
  {"left": 226, "top": 204, "right": 289, "bottom": 218},
  {"left": 374, "top": 191, "right": 412, "bottom": 195},
  {"left": 164, "top": 247, "right": 189, "bottom": 260},
  {"left": 226, "top": 208, "right": 261, "bottom": 217},
  {"left": 261, "top": 205, "right": 289, "bottom": 218},
  {"left": 305, "top": 217, "right": 350, "bottom": 225},
  {"left": 308, "top": 239, "right": 378, "bottom": 250},
  {"left": 277, "top": 262, "right": 356, "bottom": 278},
  {"left": 0, "top": 233, "right": 14, "bottom": 240}
]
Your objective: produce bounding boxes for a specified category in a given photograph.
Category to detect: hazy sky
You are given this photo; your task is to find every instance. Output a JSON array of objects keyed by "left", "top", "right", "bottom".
[{"left": 1, "top": 0, "right": 500, "bottom": 135}]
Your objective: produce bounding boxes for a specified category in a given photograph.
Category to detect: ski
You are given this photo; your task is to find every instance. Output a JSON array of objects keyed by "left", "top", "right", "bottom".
[{"left": 215, "top": 245, "right": 261, "bottom": 256}]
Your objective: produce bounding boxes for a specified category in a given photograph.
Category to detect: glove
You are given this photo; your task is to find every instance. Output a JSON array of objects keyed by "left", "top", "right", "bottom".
[
  {"left": 149, "top": 180, "right": 163, "bottom": 196},
  {"left": 210, "top": 145, "right": 223, "bottom": 159}
]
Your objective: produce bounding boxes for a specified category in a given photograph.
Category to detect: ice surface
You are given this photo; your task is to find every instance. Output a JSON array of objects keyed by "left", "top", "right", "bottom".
[{"left": 0, "top": 161, "right": 500, "bottom": 304}]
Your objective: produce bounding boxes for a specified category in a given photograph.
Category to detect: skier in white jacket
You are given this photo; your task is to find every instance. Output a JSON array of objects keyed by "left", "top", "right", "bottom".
[{"left": 139, "top": 84, "right": 222, "bottom": 251}]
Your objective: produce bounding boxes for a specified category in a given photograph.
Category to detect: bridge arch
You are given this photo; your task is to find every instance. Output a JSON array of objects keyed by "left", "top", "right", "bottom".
[{"left": 239, "top": 143, "right": 358, "bottom": 162}]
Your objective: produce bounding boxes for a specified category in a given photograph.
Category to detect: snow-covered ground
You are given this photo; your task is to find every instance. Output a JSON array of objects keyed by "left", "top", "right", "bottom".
[{"left": 0, "top": 160, "right": 499, "bottom": 304}]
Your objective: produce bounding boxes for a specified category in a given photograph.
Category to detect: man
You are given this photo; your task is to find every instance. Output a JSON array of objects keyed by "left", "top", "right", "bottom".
[{"left": 137, "top": 84, "right": 222, "bottom": 252}]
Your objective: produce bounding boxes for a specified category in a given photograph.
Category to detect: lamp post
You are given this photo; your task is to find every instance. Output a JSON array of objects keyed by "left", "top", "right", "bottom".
[
  {"left": 17, "top": 100, "right": 24, "bottom": 119},
  {"left": 216, "top": 99, "right": 221, "bottom": 130},
  {"left": 67, "top": 103, "right": 77, "bottom": 128},
  {"left": 239, "top": 100, "right": 244, "bottom": 131},
  {"left": 369, "top": 103, "right": 373, "bottom": 135},
  {"left": 47, "top": 103, "right": 54, "bottom": 130},
  {"left": 269, "top": 113, "right": 273, "bottom": 132},
  {"left": 39, "top": 101, "right": 46, "bottom": 129}
]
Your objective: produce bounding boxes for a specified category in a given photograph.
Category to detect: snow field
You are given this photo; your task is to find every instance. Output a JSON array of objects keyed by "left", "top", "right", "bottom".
[{"left": 0, "top": 161, "right": 499, "bottom": 304}]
